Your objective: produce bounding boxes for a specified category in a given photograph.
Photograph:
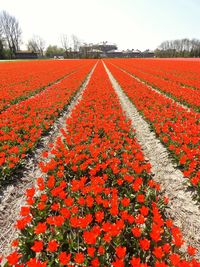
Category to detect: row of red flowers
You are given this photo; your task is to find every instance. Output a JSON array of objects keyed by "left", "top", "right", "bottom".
[
  {"left": 105, "top": 61, "right": 200, "bottom": 201},
  {"left": 106, "top": 58, "right": 200, "bottom": 91},
  {"left": 0, "top": 60, "right": 92, "bottom": 112},
  {"left": 106, "top": 59, "right": 200, "bottom": 111},
  {"left": 0, "top": 61, "right": 95, "bottom": 185},
  {"left": 137, "top": 60, "right": 200, "bottom": 91},
  {"left": 1, "top": 61, "right": 199, "bottom": 266},
  {"left": 139, "top": 59, "right": 200, "bottom": 91}
]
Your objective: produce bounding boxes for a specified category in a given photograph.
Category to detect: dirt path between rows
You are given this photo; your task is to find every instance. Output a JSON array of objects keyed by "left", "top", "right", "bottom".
[
  {"left": 0, "top": 62, "right": 97, "bottom": 258},
  {"left": 109, "top": 62, "right": 193, "bottom": 112},
  {"left": 103, "top": 61, "right": 200, "bottom": 259}
]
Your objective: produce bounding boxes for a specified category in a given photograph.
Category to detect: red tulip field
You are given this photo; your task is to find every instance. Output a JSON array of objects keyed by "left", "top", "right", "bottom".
[{"left": 0, "top": 59, "right": 199, "bottom": 266}]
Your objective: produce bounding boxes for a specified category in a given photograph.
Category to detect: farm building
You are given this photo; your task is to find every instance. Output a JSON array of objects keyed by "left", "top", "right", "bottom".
[
  {"left": 15, "top": 50, "right": 39, "bottom": 59},
  {"left": 79, "top": 42, "right": 118, "bottom": 58},
  {"left": 79, "top": 42, "right": 155, "bottom": 58}
]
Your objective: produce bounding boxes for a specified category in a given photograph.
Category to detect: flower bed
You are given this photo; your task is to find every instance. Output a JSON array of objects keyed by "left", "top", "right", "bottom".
[
  {"left": 0, "top": 60, "right": 94, "bottom": 112},
  {"left": 0, "top": 62, "right": 95, "bottom": 184},
  {"left": 106, "top": 59, "right": 200, "bottom": 111},
  {"left": 2, "top": 61, "right": 199, "bottom": 266},
  {"left": 105, "top": 62, "right": 200, "bottom": 201}
]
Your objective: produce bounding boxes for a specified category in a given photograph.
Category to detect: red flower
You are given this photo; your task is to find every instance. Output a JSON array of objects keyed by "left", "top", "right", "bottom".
[
  {"left": 83, "top": 231, "right": 97, "bottom": 245},
  {"left": 86, "top": 195, "right": 94, "bottom": 207},
  {"left": 60, "top": 207, "right": 71, "bottom": 219},
  {"left": 51, "top": 202, "right": 60, "bottom": 211},
  {"left": 112, "top": 259, "right": 125, "bottom": 267},
  {"left": 130, "top": 256, "right": 140, "bottom": 267},
  {"left": 140, "top": 206, "right": 149, "bottom": 216},
  {"left": 153, "top": 246, "right": 164, "bottom": 259},
  {"left": 131, "top": 227, "right": 142, "bottom": 238},
  {"left": 98, "top": 246, "right": 105, "bottom": 255},
  {"left": 6, "top": 251, "right": 21, "bottom": 265},
  {"left": 11, "top": 239, "right": 19, "bottom": 247},
  {"left": 34, "top": 222, "right": 47, "bottom": 234},
  {"left": 26, "top": 257, "right": 47, "bottom": 267},
  {"left": 26, "top": 187, "right": 35, "bottom": 198},
  {"left": 58, "top": 252, "right": 71, "bottom": 265},
  {"left": 103, "top": 233, "right": 111, "bottom": 243},
  {"left": 74, "top": 252, "right": 84, "bottom": 264},
  {"left": 95, "top": 211, "right": 104, "bottom": 222},
  {"left": 187, "top": 245, "right": 197, "bottom": 256},
  {"left": 31, "top": 240, "right": 43, "bottom": 253},
  {"left": 37, "top": 177, "right": 45, "bottom": 190},
  {"left": 121, "top": 197, "right": 130, "bottom": 207},
  {"left": 162, "top": 243, "right": 171, "bottom": 254},
  {"left": 47, "top": 240, "right": 59, "bottom": 252},
  {"left": 169, "top": 253, "right": 180, "bottom": 265},
  {"left": 137, "top": 194, "right": 145, "bottom": 203},
  {"left": 91, "top": 257, "right": 100, "bottom": 267},
  {"left": 20, "top": 206, "right": 30, "bottom": 216},
  {"left": 86, "top": 247, "right": 95, "bottom": 258},
  {"left": 47, "top": 215, "right": 65, "bottom": 227},
  {"left": 155, "top": 262, "right": 168, "bottom": 267},
  {"left": 115, "top": 246, "right": 126, "bottom": 258},
  {"left": 140, "top": 238, "right": 150, "bottom": 251},
  {"left": 15, "top": 216, "right": 32, "bottom": 230},
  {"left": 37, "top": 202, "right": 46, "bottom": 210}
]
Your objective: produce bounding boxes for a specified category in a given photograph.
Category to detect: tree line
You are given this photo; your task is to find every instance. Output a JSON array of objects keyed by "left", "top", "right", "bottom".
[
  {"left": 155, "top": 38, "right": 200, "bottom": 57},
  {"left": 0, "top": 10, "right": 82, "bottom": 59},
  {"left": 0, "top": 10, "right": 22, "bottom": 58}
]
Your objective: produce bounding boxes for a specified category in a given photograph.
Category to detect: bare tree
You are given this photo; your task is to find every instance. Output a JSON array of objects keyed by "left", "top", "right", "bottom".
[
  {"left": 27, "top": 35, "right": 45, "bottom": 56},
  {"left": 156, "top": 38, "right": 200, "bottom": 57},
  {"left": 61, "top": 34, "right": 69, "bottom": 51},
  {"left": 0, "top": 23, "right": 3, "bottom": 39},
  {"left": 71, "top": 34, "right": 81, "bottom": 52},
  {"left": 0, "top": 24, "right": 4, "bottom": 58},
  {"left": 0, "top": 10, "right": 22, "bottom": 57},
  {"left": 60, "top": 34, "right": 70, "bottom": 57}
]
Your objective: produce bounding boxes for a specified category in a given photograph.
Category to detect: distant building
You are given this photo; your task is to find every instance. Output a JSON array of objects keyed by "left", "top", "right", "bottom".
[
  {"left": 51, "top": 53, "right": 65, "bottom": 59},
  {"left": 92, "top": 42, "right": 118, "bottom": 53},
  {"left": 79, "top": 42, "right": 118, "bottom": 58},
  {"left": 53, "top": 55, "right": 64, "bottom": 59},
  {"left": 130, "top": 49, "right": 142, "bottom": 57},
  {"left": 107, "top": 49, "right": 123, "bottom": 58},
  {"left": 15, "top": 50, "right": 38, "bottom": 59},
  {"left": 79, "top": 42, "right": 155, "bottom": 58},
  {"left": 142, "top": 49, "right": 155, "bottom": 58}
]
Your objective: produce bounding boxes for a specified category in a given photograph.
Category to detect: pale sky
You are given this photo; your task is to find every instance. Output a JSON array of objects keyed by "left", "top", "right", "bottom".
[{"left": 0, "top": 0, "right": 200, "bottom": 51}]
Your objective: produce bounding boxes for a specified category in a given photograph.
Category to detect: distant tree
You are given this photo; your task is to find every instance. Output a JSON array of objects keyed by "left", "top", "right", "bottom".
[
  {"left": 0, "top": 10, "right": 22, "bottom": 57},
  {"left": 0, "top": 24, "right": 5, "bottom": 58},
  {"left": 156, "top": 38, "right": 200, "bottom": 58},
  {"left": 27, "top": 35, "right": 45, "bottom": 56},
  {"left": 60, "top": 34, "right": 70, "bottom": 57},
  {"left": 71, "top": 34, "right": 81, "bottom": 52},
  {"left": 45, "top": 45, "right": 65, "bottom": 57},
  {"left": 0, "top": 40, "right": 4, "bottom": 59},
  {"left": 61, "top": 34, "right": 69, "bottom": 51}
]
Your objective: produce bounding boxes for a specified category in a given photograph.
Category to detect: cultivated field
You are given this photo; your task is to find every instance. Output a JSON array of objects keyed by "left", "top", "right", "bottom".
[{"left": 0, "top": 58, "right": 199, "bottom": 266}]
